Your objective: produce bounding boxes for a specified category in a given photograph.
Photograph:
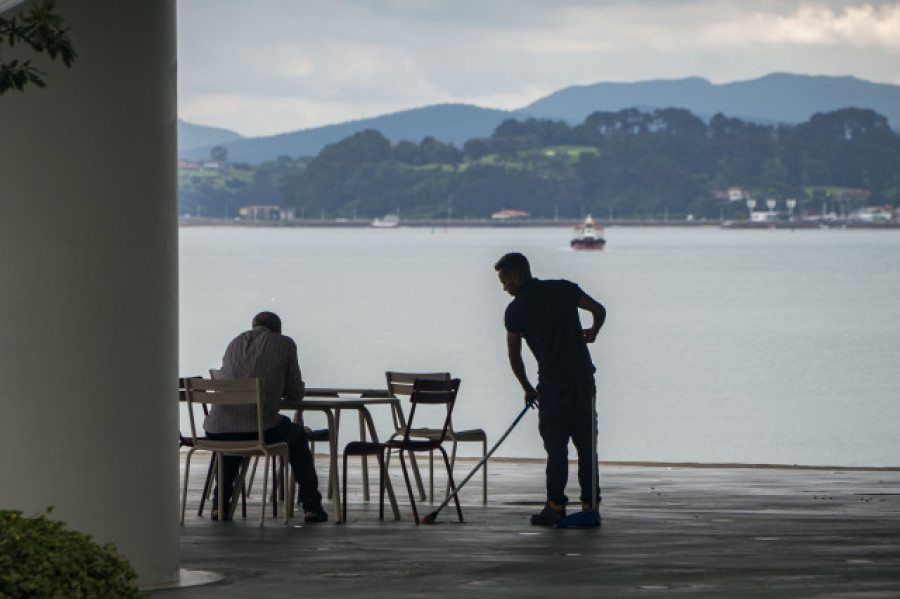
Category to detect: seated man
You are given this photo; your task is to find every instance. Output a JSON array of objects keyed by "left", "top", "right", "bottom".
[{"left": 204, "top": 311, "right": 327, "bottom": 522}]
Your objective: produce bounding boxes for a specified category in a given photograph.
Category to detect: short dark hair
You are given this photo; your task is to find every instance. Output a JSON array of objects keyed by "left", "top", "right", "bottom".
[
  {"left": 252, "top": 311, "right": 282, "bottom": 333},
  {"left": 494, "top": 252, "right": 531, "bottom": 277}
]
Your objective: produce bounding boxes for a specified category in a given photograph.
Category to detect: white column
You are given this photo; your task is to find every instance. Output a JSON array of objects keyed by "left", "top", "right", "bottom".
[{"left": 0, "top": 0, "right": 179, "bottom": 587}]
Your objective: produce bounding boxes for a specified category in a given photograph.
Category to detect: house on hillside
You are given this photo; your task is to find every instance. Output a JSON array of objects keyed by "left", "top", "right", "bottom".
[
  {"left": 750, "top": 211, "right": 779, "bottom": 223},
  {"left": 178, "top": 159, "right": 201, "bottom": 170},
  {"left": 853, "top": 206, "right": 893, "bottom": 222},
  {"left": 712, "top": 187, "right": 749, "bottom": 202},
  {"left": 239, "top": 205, "right": 292, "bottom": 220},
  {"left": 727, "top": 187, "right": 748, "bottom": 202},
  {"left": 491, "top": 209, "right": 530, "bottom": 220}
]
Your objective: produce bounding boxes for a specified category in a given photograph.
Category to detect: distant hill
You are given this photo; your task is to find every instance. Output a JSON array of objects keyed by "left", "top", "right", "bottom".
[
  {"left": 180, "top": 104, "right": 527, "bottom": 164},
  {"left": 178, "top": 120, "right": 244, "bottom": 157},
  {"left": 523, "top": 73, "right": 900, "bottom": 128},
  {"left": 178, "top": 73, "right": 900, "bottom": 164}
]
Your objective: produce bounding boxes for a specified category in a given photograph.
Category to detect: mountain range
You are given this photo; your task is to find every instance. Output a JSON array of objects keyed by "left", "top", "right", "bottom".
[{"left": 178, "top": 73, "right": 900, "bottom": 164}]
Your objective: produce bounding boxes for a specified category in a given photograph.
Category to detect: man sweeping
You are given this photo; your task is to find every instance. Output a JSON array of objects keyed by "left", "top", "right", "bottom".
[{"left": 494, "top": 252, "right": 606, "bottom": 527}]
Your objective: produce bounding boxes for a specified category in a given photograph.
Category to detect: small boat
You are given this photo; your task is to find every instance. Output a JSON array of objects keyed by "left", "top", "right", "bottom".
[
  {"left": 570, "top": 215, "right": 605, "bottom": 250},
  {"left": 371, "top": 214, "right": 399, "bottom": 228}
]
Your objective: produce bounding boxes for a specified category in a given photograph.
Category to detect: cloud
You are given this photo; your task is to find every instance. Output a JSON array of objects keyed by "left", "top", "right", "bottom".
[
  {"left": 176, "top": 0, "right": 900, "bottom": 136},
  {"left": 482, "top": 2, "right": 900, "bottom": 54},
  {"left": 706, "top": 3, "right": 900, "bottom": 49},
  {"left": 256, "top": 42, "right": 317, "bottom": 79}
]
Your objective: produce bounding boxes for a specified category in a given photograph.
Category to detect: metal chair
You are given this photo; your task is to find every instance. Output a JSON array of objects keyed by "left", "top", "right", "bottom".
[
  {"left": 210, "top": 368, "right": 336, "bottom": 517},
  {"left": 179, "top": 376, "right": 248, "bottom": 518},
  {"left": 386, "top": 371, "right": 488, "bottom": 503},
  {"left": 181, "top": 377, "right": 291, "bottom": 526},
  {"left": 343, "top": 378, "right": 463, "bottom": 524}
]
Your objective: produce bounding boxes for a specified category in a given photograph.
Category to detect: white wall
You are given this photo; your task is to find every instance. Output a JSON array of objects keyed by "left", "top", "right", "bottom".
[{"left": 0, "top": 0, "right": 179, "bottom": 586}]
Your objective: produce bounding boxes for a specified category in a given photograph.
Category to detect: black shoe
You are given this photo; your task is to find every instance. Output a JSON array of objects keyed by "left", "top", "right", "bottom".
[
  {"left": 304, "top": 506, "right": 328, "bottom": 523},
  {"left": 530, "top": 503, "right": 565, "bottom": 526},
  {"left": 210, "top": 509, "right": 231, "bottom": 521}
]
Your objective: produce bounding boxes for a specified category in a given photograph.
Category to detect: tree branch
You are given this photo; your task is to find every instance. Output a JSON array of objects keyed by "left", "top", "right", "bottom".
[{"left": 0, "top": 0, "right": 77, "bottom": 94}]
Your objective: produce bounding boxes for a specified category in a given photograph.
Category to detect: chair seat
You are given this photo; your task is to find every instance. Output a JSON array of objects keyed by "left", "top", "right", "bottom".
[
  {"left": 399, "top": 426, "right": 442, "bottom": 439},
  {"left": 397, "top": 426, "right": 485, "bottom": 441},
  {"left": 448, "top": 428, "right": 486, "bottom": 441},
  {"left": 385, "top": 438, "right": 443, "bottom": 452},
  {"left": 196, "top": 439, "right": 288, "bottom": 455},
  {"left": 344, "top": 440, "right": 386, "bottom": 456}
]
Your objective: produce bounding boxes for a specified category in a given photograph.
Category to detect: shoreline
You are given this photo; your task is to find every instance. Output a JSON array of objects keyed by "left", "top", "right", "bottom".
[
  {"left": 433, "top": 457, "right": 900, "bottom": 471},
  {"left": 178, "top": 452, "right": 900, "bottom": 471},
  {"left": 178, "top": 217, "right": 900, "bottom": 229}
]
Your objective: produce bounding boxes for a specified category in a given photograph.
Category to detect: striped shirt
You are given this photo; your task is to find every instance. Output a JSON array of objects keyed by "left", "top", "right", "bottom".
[{"left": 203, "top": 326, "right": 304, "bottom": 434}]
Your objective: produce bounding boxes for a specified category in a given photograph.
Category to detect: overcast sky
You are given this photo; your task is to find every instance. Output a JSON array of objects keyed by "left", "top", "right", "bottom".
[{"left": 177, "top": 0, "right": 900, "bottom": 137}]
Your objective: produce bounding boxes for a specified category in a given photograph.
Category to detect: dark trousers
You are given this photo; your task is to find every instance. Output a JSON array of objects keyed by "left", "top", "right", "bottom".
[
  {"left": 536, "top": 375, "right": 601, "bottom": 506},
  {"left": 208, "top": 415, "right": 322, "bottom": 512}
]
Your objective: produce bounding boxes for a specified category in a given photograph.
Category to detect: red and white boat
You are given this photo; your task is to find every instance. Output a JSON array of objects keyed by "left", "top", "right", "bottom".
[{"left": 570, "top": 215, "right": 605, "bottom": 250}]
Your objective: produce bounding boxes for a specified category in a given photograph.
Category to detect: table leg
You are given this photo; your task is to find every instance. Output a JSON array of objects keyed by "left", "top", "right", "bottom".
[
  {"left": 359, "top": 407, "right": 400, "bottom": 520},
  {"left": 358, "top": 411, "right": 370, "bottom": 500},
  {"left": 323, "top": 409, "right": 342, "bottom": 523}
]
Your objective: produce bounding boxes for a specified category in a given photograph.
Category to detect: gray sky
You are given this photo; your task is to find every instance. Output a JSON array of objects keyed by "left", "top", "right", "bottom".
[{"left": 177, "top": 0, "right": 900, "bottom": 137}]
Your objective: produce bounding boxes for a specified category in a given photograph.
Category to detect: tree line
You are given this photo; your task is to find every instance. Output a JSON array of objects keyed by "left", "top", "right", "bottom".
[{"left": 178, "top": 107, "right": 900, "bottom": 221}]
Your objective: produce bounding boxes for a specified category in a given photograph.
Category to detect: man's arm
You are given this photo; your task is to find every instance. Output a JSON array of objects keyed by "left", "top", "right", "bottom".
[
  {"left": 507, "top": 331, "right": 538, "bottom": 404},
  {"left": 579, "top": 293, "right": 607, "bottom": 343},
  {"left": 283, "top": 338, "right": 305, "bottom": 401}
]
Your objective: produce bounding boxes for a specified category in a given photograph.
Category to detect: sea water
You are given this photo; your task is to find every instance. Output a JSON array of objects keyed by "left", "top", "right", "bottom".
[{"left": 179, "top": 225, "right": 900, "bottom": 467}]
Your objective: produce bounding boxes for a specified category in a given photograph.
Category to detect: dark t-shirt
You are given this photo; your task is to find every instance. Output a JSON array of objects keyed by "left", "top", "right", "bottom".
[{"left": 504, "top": 278, "right": 595, "bottom": 381}]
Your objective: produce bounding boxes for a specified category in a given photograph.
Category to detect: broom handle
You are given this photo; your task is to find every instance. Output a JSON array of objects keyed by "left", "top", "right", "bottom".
[
  {"left": 591, "top": 391, "right": 598, "bottom": 510},
  {"left": 434, "top": 398, "right": 536, "bottom": 513}
]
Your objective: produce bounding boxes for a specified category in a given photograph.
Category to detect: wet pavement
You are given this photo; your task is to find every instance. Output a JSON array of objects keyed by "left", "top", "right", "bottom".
[{"left": 154, "top": 456, "right": 900, "bottom": 598}]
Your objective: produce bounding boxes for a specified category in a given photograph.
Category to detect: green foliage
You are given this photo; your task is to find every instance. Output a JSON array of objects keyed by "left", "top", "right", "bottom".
[
  {"left": 0, "top": 0, "right": 77, "bottom": 94},
  {"left": 0, "top": 508, "right": 141, "bottom": 598},
  {"left": 179, "top": 107, "right": 900, "bottom": 221}
]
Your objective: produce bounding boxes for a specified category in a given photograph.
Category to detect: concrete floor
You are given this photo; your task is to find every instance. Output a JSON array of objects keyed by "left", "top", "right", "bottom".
[{"left": 155, "top": 456, "right": 900, "bottom": 598}]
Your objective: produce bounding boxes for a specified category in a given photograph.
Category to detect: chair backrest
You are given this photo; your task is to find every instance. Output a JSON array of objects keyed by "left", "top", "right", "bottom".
[
  {"left": 386, "top": 372, "right": 451, "bottom": 431},
  {"left": 386, "top": 371, "right": 450, "bottom": 398},
  {"left": 402, "top": 378, "right": 461, "bottom": 444},
  {"left": 179, "top": 376, "right": 205, "bottom": 448},
  {"left": 183, "top": 377, "right": 266, "bottom": 452}
]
